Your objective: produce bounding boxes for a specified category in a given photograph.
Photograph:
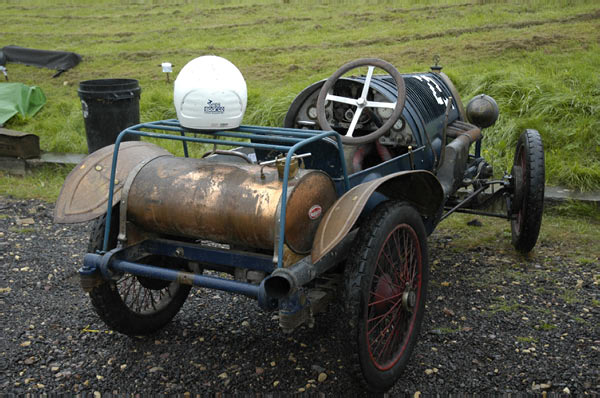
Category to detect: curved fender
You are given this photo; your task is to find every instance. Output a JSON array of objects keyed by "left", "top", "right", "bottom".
[
  {"left": 311, "top": 170, "right": 443, "bottom": 263},
  {"left": 53, "top": 142, "right": 172, "bottom": 223}
]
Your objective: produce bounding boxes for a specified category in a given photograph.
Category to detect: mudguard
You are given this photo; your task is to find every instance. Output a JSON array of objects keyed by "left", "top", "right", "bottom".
[
  {"left": 311, "top": 170, "right": 443, "bottom": 263},
  {"left": 53, "top": 142, "right": 171, "bottom": 223}
]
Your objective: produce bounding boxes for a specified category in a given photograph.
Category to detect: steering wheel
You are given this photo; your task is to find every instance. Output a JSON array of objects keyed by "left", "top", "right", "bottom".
[{"left": 316, "top": 58, "right": 406, "bottom": 145}]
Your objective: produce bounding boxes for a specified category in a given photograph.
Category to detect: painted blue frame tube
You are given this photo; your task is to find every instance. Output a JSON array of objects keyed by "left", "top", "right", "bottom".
[
  {"left": 179, "top": 130, "right": 189, "bottom": 157},
  {"left": 277, "top": 131, "right": 349, "bottom": 268},
  {"left": 156, "top": 119, "right": 327, "bottom": 138},
  {"left": 94, "top": 254, "right": 259, "bottom": 298},
  {"left": 140, "top": 239, "right": 275, "bottom": 273},
  {"left": 101, "top": 121, "right": 350, "bottom": 259},
  {"left": 102, "top": 126, "right": 288, "bottom": 251}
]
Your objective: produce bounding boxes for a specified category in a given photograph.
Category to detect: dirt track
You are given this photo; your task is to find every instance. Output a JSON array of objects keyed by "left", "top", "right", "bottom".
[{"left": 0, "top": 197, "right": 598, "bottom": 395}]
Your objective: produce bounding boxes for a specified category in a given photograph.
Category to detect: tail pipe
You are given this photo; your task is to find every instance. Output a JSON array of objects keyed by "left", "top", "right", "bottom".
[{"left": 262, "top": 230, "right": 357, "bottom": 299}]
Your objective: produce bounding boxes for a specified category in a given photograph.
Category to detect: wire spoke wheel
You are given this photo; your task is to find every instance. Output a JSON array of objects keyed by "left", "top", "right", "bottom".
[
  {"left": 343, "top": 201, "right": 428, "bottom": 392},
  {"left": 366, "top": 224, "right": 422, "bottom": 371},
  {"left": 115, "top": 274, "right": 178, "bottom": 316},
  {"left": 87, "top": 208, "right": 191, "bottom": 335}
]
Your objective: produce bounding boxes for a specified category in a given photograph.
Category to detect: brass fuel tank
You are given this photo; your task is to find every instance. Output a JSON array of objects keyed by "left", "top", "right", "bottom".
[{"left": 125, "top": 156, "right": 337, "bottom": 254}]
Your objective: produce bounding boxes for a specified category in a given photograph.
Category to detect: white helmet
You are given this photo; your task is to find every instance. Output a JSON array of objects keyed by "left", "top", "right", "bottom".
[{"left": 174, "top": 55, "right": 247, "bottom": 130}]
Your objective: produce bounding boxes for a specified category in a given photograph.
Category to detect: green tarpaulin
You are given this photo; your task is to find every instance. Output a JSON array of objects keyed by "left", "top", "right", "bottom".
[{"left": 0, "top": 83, "right": 46, "bottom": 125}]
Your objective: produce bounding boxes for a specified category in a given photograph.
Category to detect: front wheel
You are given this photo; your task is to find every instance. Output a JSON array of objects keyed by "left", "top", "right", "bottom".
[
  {"left": 87, "top": 208, "right": 191, "bottom": 335},
  {"left": 510, "top": 129, "right": 545, "bottom": 253},
  {"left": 343, "top": 201, "right": 428, "bottom": 392}
]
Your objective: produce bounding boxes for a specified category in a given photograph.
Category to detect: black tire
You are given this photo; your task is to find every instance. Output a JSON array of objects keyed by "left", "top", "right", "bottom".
[
  {"left": 511, "top": 129, "right": 545, "bottom": 253},
  {"left": 87, "top": 208, "right": 191, "bottom": 335},
  {"left": 343, "top": 201, "right": 428, "bottom": 392}
]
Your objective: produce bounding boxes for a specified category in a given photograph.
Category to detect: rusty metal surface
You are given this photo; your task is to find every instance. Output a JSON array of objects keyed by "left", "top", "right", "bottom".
[
  {"left": 282, "top": 244, "right": 305, "bottom": 268},
  {"left": 53, "top": 142, "right": 172, "bottom": 223},
  {"left": 311, "top": 170, "right": 443, "bottom": 264},
  {"left": 446, "top": 120, "right": 481, "bottom": 142},
  {"left": 118, "top": 154, "right": 164, "bottom": 245},
  {"left": 0, "top": 128, "right": 40, "bottom": 159},
  {"left": 285, "top": 170, "right": 337, "bottom": 254},
  {"left": 125, "top": 157, "right": 337, "bottom": 253}
]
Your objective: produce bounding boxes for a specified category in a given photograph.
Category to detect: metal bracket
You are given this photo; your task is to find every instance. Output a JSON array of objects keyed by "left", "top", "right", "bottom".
[
  {"left": 118, "top": 155, "right": 167, "bottom": 245},
  {"left": 259, "top": 152, "right": 311, "bottom": 179},
  {"left": 408, "top": 145, "right": 414, "bottom": 170}
]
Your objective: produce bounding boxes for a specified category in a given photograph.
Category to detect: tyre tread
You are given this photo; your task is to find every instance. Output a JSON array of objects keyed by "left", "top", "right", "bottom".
[{"left": 512, "top": 129, "right": 545, "bottom": 252}]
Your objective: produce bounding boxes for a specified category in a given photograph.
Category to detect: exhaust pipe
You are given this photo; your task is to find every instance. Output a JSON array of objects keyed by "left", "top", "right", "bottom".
[
  {"left": 264, "top": 257, "right": 313, "bottom": 299},
  {"left": 436, "top": 126, "right": 482, "bottom": 197},
  {"left": 262, "top": 230, "right": 357, "bottom": 300}
]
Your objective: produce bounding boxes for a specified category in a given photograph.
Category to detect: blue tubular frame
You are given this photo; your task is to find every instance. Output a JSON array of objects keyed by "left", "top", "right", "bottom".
[
  {"left": 101, "top": 119, "right": 350, "bottom": 271},
  {"left": 111, "top": 258, "right": 261, "bottom": 297}
]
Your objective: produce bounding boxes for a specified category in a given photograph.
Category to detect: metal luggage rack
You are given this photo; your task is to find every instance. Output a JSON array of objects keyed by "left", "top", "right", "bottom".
[{"left": 101, "top": 119, "right": 351, "bottom": 269}]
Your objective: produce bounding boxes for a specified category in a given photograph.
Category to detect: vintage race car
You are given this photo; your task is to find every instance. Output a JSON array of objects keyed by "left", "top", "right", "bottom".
[{"left": 55, "top": 57, "right": 544, "bottom": 392}]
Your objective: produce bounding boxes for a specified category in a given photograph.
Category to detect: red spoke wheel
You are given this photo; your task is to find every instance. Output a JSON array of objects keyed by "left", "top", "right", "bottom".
[
  {"left": 343, "top": 201, "right": 428, "bottom": 392},
  {"left": 87, "top": 207, "right": 191, "bottom": 335},
  {"left": 510, "top": 129, "right": 545, "bottom": 253}
]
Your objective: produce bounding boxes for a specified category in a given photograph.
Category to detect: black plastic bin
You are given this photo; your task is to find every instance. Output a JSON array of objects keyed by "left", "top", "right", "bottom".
[{"left": 78, "top": 79, "right": 141, "bottom": 153}]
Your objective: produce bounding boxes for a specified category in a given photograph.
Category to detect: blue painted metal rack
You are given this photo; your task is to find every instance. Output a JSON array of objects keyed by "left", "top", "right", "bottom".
[{"left": 81, "top": 119, "right": 350, "bottom": 304}]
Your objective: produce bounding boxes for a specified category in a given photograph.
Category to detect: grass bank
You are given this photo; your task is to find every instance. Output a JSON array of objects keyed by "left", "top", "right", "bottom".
[{"left": 2, "top": 0, "right": 599, "bottom": 190}]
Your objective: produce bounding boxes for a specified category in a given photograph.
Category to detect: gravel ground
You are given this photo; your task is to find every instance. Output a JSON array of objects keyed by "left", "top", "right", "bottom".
[{"left": 0, "top": 197, "right": 598, "bottom": 395}]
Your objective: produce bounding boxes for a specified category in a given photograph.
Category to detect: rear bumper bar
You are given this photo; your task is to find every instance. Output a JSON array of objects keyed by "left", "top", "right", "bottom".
[
  {"left": 79, "top": 238, "right": 277, "bottom": 310},
  {"left": 83, "top": 253, "right": 261, "bottom": 298},
  {"left": 79, "top": 232, "right": 355, "bottom": 311}
]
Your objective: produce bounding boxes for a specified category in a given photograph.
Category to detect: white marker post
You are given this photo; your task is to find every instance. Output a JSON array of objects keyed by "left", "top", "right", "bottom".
[{"left": 160, "top": 62, "right": 173, "bottom": 82}]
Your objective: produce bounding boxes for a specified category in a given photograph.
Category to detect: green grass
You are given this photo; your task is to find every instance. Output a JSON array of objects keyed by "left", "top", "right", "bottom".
[
  {"left": 548, "top": 201, "right": 600, "bottom": 222},
  {"left": 516, "top": 336, "right": 537, "bottom": 344},
  {"left": 560, "top": 289, "right": 583, "bottom": 305},
  {"left": 0, "top": 164, "right": 72, "bottom": 202},
  {"left": 488, "top": 299, "right": 523, "bottom": 314},
  {"left": 437, "top": 209, "right": 600, "bottom": 263},
  {"left": 9, "top": 227, "right": 36, "bottom": 234},
  {"left": 538, "top": 322, "right": 556, "bottom": 331},
  {"left": 1, "top": 0, "right": 600, "bottom": 190}
]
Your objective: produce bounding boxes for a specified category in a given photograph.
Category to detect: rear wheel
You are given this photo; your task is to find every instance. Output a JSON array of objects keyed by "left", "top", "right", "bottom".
[
  {"left": 88, "top": 208, "right": 191, "bottom": 335},
  {"left": 343, "top": 201, "right": 428, "bottom": 392},
  {"left": 511, "top": 129, "right": 545, "bottom": 253}
]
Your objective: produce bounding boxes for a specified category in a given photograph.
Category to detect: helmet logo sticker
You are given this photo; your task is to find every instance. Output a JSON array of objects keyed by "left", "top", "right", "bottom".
[{"left": 204, "top": 99, "right": 225, "bottom": 114}]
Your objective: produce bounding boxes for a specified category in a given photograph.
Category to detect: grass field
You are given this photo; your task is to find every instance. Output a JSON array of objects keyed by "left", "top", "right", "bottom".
[{"left": 2, "top": 0, "right": 600, "bottom": 192}]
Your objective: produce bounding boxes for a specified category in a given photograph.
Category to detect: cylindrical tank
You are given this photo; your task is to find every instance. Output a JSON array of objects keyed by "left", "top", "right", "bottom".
[{"left": 125, "top": 157, "right": 337, "bottom": 254}]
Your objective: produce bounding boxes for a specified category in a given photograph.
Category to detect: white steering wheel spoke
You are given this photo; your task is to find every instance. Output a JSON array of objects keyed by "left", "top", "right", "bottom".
[
  {"left": 366, "top": 100, "right": 396, "bottom": 109},
  {"left": 360, "top": 66, "right": 375, "bottom": 100},
  {"left": 346, "top": 107, "right": 364, "bottom": 138},
  {"left": 326, "top": 93, "right": 358, "bottom": 107}
]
